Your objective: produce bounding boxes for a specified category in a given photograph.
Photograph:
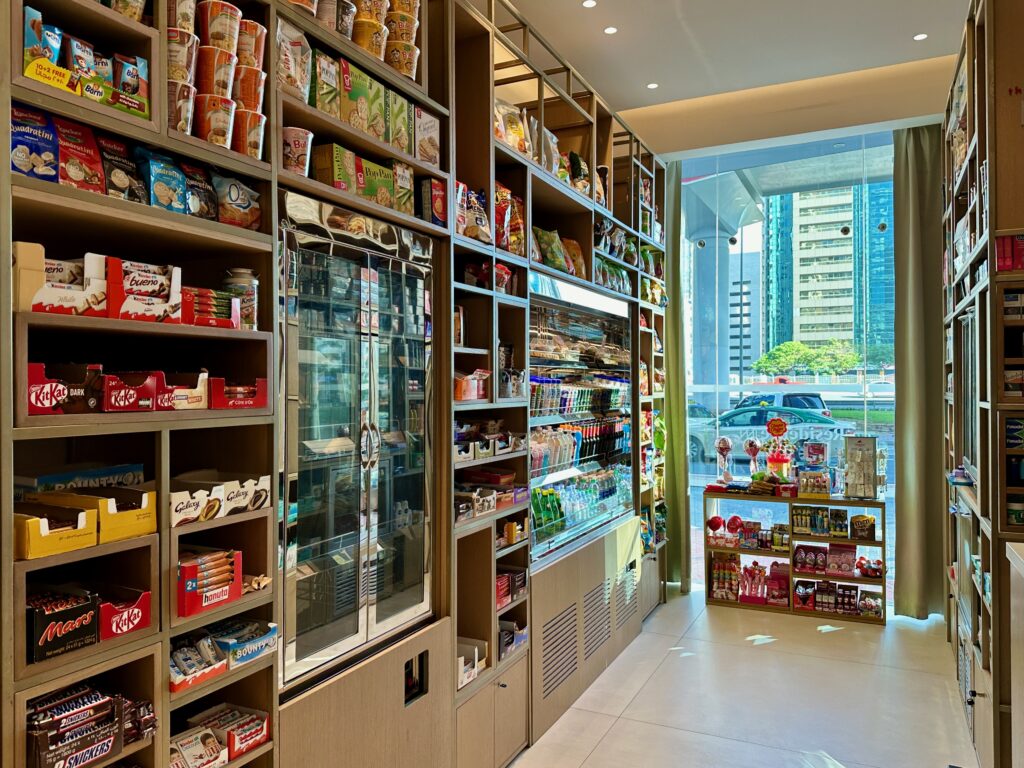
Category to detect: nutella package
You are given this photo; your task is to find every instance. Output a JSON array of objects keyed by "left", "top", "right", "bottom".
[
  {"left": 53, "top": 117, "right": 105, "bottom": 193},
  {"left": 96, "top": 135, "right": 147, "bottom": 203}
]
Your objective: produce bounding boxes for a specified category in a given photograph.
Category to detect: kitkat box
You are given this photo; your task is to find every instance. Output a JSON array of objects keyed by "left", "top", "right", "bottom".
[
  {"left": 102, "top": 371, "right": 160, "bottom": 412},
  {"left": 95, "top": 585, "right": 152, "bottom": 641},
  {"left": 26, "top": 363, "right": 104, "bottom": 416}
]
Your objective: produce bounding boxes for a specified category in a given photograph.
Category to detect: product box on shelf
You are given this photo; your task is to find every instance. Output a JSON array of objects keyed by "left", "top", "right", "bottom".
[
  {"left": 457, "top": 636, "right": 488, "bottom": 689},
  {"left": 340, "top": 59, "right": 387, "bottom": 141},
  {"left": 169, "top": 630, "right": 229, "bottom": 694},
  {"left": 186, "top": 703, "right": 270, "bottom": 760},
  {"left": 167, "top": 470, "right": 272, "bottom": 527},
  {"left": 25, "top": 486, "right": 157, "bottom": 544},
  {"left": 498, "top": 619, "right": 528, "bottom": 661},
  {"left": 207, "top": 377, "right": 269, "bottom": 409},
  {"left": 388, "top": 90, "right": 413, "bottom": 154},
  {"left": 156, "top": 371, "right": 210, "bottom": 411},
  {"left": 26, "top": 585, "right": 99, "bottom": 663},
  {"left": 208, "top": 620, "right": 278, "bottom": 668},
  {"left": 15, "top": 463, "right": 145, "bottom": 498},
  {"left": 393, "top": 160, "right": 414, "bottom": 215},
  {"left": 996, "top": 235, "right": 1024, "bottom": 272},
  {"left": 181, "top": 291, "right": 241, "bottom": 329},
  {"left": 793, "top": 579, "right": 816, "bottom": 611},
  {"left": 176, "top": 547, "right": 243, "bottom": 618},
  {"left": 414, "top": 106, "right": 440, "bottom": 167},
  {"left": 27, "top": 694, "right": 124, "bottom": 768},
  {"left": 98, "top": 255, "right": 183, "bottom": 323},
  {"left": 825, "top": 543, "right": 857, "bottom": 579},
  {"left": 26, "top": 362, "right": 104, "bottom": 416},
  {"left": 418, "top": 178, "right": 445, "bottom": 226},
  {"left": 95, "top": 585, "right": 151, "bottom": 641},
  {"left": 454, "top": 442, "right": 473, "bottom": 463},
  {"left": 858, "top": 588, "right": 884, "bottom": 619},
  {"left": 13, "top": 242, "right": 108, "bottom": 317},
  {"left": 312, "top": 144, "right": 395, "bottom": 207},
  {"left": 454, "top": 488, "right": 497, "bottom": 520},
  {"left": 102, "top": 371, "right": 161, "bottom": 412},
  {"left": 14, "top": 501, "right": 98, "bottom": 560},
  {"left": 171, "top": 727, "right": 228, "bottom": 768}
]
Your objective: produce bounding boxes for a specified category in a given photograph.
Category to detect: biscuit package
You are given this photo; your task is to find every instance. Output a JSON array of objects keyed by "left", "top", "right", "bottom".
[
  {"left": 11, "top": 105, "right": 58, "bottom": 182},
  {"left": 52, "top": 117, "right": 105, "bottom": 194},
  {"left": 180, "top": 163, "right": 218, "bottom": 220},
  {"left": 135, "top": 147, "right": 187, "bottom": 214},
  {"left": 340, "top": 59, "right": 387, "bottom": 140},
  {"left": 415, "top": 105, "right": 439, "bottom": 166},
  {"left": 310, "top": 51, "right": 341, "bottom": 118},
  {"left": 276, "top": 19, "right": 312, "bottom": 101},
  {"left": 211, "top": 174, "right": 262, "bottom": 230},
  {"left": 96, "top": 135, "right": 148, "bottom": 203}
]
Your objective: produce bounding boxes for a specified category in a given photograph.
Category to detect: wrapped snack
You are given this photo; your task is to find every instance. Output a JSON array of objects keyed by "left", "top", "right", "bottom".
[
  {"left": 310, "top": 51, "right": 340, "bottom": 118},
  {"left": 495, "top": 99, "right": 528, "bottom": 155},
  {"left": 556, "top": 152, "right": 571, "bottom": 185},
  {"left": 744, "top": 437, "right": 761, "bottom": 475},
  {"left": 93, "top": 51, "right": 114, "bottom": 85},
  {"left": 211, "top": 173, "right": 262, "bottom": 230},
  {"left": 96, "top": 135, "right": 147, "bottom": 203},
  {"left": 533, "top": 228, "right": 573, "bottom": 275},
  {"left": 569, "top": 151, "right": 590, "bottom": 196},
  {"left": 180, "top": 163, "right": 217, "bottom": 219},
  {"left": 716, "top": 436, "right": 734, "bottom": 483},
  {"left": 494, "top": 183, "right": 512, "bottom": 252},
  {"left": 110, "top": 0, "right": 146, "bottom": 22},
  {"left": 114, "top": 53, "right": 148, "bottom": 97},
  {"left": 464, "top": 189, "right": 491, "bottom": 244},
  {"left": 508, "top": 194, "right": 525, "bottom": 256},
  {"left": 541, "top": 128, "right": 559, "bottom": 175},
  {"left": 53, "top": 117, "right": 105, "bottom": 193},
  {"left": 454, "top": 181, "right": 469, "bottom": 237},
  {"left": 277, "top": 18, "right": 312, "bottom": 101},
  {"left": 11, "top": 105, "right": 58, "bottom": 181},
  {"left": 561, "top": 238, "right": 585, "bottom": 280},
  {"left": 64, "top": 36, "right": 95, "bottom": 79},
  {"left": 135, "top": 146, "right": 187, "bottom": 213}
]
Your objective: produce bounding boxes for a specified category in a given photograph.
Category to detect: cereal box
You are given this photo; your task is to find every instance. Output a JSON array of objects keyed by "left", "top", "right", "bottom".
[
  {"left": 340, "top": 59, "right": 387, "bottom": 141},
  {"left": 415, "top": 106, "right": 440, "bottom": 167},
  {"left": 310, "top": 50, "right": 340, "bottom": 119},
  {"left": 393, "top": 161, "right": 414, "bottom": 215},
  {"left": 389, "top": 90, "right": 414, "bottom": 155}
]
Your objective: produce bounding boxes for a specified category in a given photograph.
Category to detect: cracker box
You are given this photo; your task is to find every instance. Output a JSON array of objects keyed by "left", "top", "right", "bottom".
[
  {"left": 14, "top": 502, "right": 98, "bottom": 560},
  {"left": 414, "top": 106, "right": 440, "bottom": 167},
  {"left": 26, "top": 486, "right": 156, "bottom": 544},
  {"left": 339, "top": 59, "right": 387, "bottom": 141},
  {"left": 26, "top": 362, "right": 104, "bottom": 416},
  {"left": 168, "top": 470, "right": 272, "bottom": 527},
  {"left": 14, "top": 242, "right": 108, "bottom": 317},
  {"left": 95, "top": 585, "right": 152, "bottom": 641},
  {"left": 310, "top": 50, "right": 341, "bottom": 118},
  {"left": 418, "top": 178, "right": 445, "bottom": 226},
  {"left": 393, "top": 161, "right": 414, "bottom": 215},
  {"left": 389, "top": 90, "right": 414, "bottom": 154},
  {"left": 26, "top": 586, "right": 99, "bottom": 663},
  {"left": 177, "top": 547, "right": 243, "bottom": 618}
]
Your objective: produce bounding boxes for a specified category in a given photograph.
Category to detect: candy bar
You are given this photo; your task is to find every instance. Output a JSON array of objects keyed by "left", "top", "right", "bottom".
[
  {"left": 122, "top": 270, "right": 170, "bottom": 298},
  {"left": 44, "top": 259, "right": 84, "bottom": 286},
  {"left": 27, "top": 684, "right": 92, "bottom": 714},
  {"left": 117, "top": 259, "right": 170, "bottom": 276}
]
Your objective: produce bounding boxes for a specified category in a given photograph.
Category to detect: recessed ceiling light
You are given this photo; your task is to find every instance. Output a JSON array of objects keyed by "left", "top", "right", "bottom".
[
  {"left": 604, "top": 26, "right": 618, "bottom": 34},
  {"left": 913, "top": 33, "right": 928, "bottom": 41},
  {"left": 646, "top": 83, "right": 659, "bottom": 90},
  {"left": 582, "top": 0, "right": 596, "bottom": 7}
]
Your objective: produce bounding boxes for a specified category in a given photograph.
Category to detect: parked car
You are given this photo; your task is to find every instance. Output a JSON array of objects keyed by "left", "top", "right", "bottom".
[
  {"left": 866, "top": 379, "right": 895, "bottom": 399},
  {"left": 689, "top": 406, "right": 855, "bottom": 465},
  {"left": 735, "top": 392, "right": 831, "bottom": 417}
]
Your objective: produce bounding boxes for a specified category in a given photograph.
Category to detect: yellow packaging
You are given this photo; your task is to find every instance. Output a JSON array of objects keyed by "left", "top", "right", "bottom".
[
  {"left": 29, "top": 488, "right": 157, "bottom": 544},
  {"left": 14, "top": 502, "right": 97, "bottom": 560}
]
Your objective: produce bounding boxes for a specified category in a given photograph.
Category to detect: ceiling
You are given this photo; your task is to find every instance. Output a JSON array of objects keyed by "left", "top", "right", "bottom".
[{"left": 509, "top": 0, "right": 967, "bottom": 111}]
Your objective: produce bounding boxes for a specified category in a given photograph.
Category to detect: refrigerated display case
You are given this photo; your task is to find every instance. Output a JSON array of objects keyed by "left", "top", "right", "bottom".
[
  {"left": 281, "top": 214, "right": 433, "bottom": 683},
  {"left": 528, "top": 273, "right": 636, "bottom": 560}
]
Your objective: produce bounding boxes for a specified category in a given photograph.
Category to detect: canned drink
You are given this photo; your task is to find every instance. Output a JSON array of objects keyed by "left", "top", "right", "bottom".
[{"left": 223, "top": 267, "right": 259, "bottom": 330}]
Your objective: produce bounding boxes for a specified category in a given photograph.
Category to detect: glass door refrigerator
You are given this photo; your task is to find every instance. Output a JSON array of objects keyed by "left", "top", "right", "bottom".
[{"left": 281, "top": 223, "right": 432, "bottom": 684}]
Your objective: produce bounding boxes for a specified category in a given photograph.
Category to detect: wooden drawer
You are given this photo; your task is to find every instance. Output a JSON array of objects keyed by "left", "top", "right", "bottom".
[{"left": 494, "top": 656, "right": 529, "bottom": 767}]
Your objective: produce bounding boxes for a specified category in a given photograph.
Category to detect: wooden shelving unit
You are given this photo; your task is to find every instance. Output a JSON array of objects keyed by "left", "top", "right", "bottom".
[
  {"left": 701, "top": 493, "right": 887, "bottom": 626},
  {"left": 943, "top": 1, "right": 1024, "bottom": 765}
]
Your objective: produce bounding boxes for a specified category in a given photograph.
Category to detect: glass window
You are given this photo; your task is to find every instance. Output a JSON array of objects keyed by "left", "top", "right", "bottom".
[{"left": 719, "top": 410, "right": 766, "bottom": 428}]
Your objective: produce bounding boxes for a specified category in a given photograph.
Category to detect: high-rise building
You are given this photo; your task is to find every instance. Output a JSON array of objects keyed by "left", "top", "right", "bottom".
[
  {"left": 854, "top": 180, "right": 896, "bottom": 359},
  {"left": 728, "top": 251, "right": 763, "bottom": 380},
  {"left": 762, "top": 195, "right": 794, "bottom": 349}
]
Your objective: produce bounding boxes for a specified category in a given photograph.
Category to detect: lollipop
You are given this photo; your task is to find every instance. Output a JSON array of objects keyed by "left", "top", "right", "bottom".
[
  {"left": 743, "top": 437, "right": 761, "bottom": 476},
  {"left": 715, "top": 436, "right": 733, "bottom": 483}
]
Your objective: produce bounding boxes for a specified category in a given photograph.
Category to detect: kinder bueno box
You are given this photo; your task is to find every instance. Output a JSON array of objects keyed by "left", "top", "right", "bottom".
[
  {"left": 168, "top": 470, "right": 272, "bottom": 527},
  {"left": 95, "top": 586, "right": 152, "bottom": 641},
  {"left": 26, "top": 363, "right": 104, "bottom": 416},
  {"left": 156, "top": 370, "right": 209, "bottom": 411},
  {"left": 26, "top": 586, "right": 99, "bottom": 663},
  {"left": 93, "top": 254, "right": 182, "bottom": 323},
  {"left": 186, "top": 703, "right": 270, "bottom": 760},
  {"left": 102, "top": 371, "right": 160, "bottom": 412},
  {"left": 14, "top": 242, "right": 108, "bottom": 317}
]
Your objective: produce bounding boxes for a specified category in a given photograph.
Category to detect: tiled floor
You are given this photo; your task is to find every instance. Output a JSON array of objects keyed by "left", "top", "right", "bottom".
[{"left": 513, "top": 589, "right": 978, "bottom": 768}]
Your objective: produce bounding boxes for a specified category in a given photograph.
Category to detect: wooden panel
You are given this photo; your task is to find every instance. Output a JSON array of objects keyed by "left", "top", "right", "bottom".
[
  {"left": 1011, "top": 563, "right": 1024, "bottom": 768},
  {"left": 493, "top": 655, "right": 529, "bottom": 767},
  {"left": 974, "top": 663, "right": 995, "bottom": 768},
  {"left": 530, "top": 549, "right": 580, "bottom": 740},
  {"left": 577, "top": 536, "right": 610, "bottom": 690},
  {"left": 280, "top": 618, "right": 454, "bottom": 768},
  {"left": 640, "top": 554, "right": 660, "bottom": 620},
  {"left": 457, "top": 684, "right": 494, "bottom": 768},
  {"left": 992, "top": 0, "right": 1024, "bottom": 231}
]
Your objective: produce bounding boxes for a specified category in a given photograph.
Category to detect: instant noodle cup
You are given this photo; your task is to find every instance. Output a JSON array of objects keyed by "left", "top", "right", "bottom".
[
  {"left": 196, "top": 0, "right": 241, "bottom": 52},
  {"left": 231, "top": 110, "right": 266, "bottom": 159},
  {"left": 167, "top": 28, "right": 199, "bottom": 84},
  {"left": 168, "top": 80, "right": 197, "bottom": 133},
  {"left": 390, "top": 0, "right": 419, "bottom": 14},
  {"left": 197, "top": 46, "right": 237, "bottom": 96},
  {"left": 384, "top": 12, "right": 417, "bottom": 43},
  {"left": 354, "top": 0, "right": 389, "bottom": 23},
  {"left": 338, "top": 1, "right": 357, "bottom": 38},
  {"left": 233, "top": 66, "right": 266, "bottom": 111},
  {"left": 282, "top": 127, "right": 313, "bottom": 176},
  {"left": 168, "top": 0, "right": 198, "bottom": 34},
  {"left": 385, "top": 41, "right": 418, "bottom": 78},
  {"left": 353, "top": 19, "right": 388, "bottom": 60},
  {"left": 194, "top": 93, "right": 236, "bottom": 147},
  {"left": 236, "top": 19, "right": 267, "bottom": 68}
]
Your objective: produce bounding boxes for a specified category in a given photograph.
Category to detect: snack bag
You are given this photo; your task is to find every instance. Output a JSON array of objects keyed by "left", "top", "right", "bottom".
[
  {"left": 212, "top": 173, "right": 262, "bottom": 230},
  {"left": 277, "top": 19, "right": 312, "bottom": 100},
  {"left": 135, "top": 146, "right": 187, "bottom": 213},
  {"left": 11, "top": 105, "right": 58, "bottom": 182},
  {"left": 465, "top": 190, "right": 492, "bottom": 244},
  {"left": 53, "top": 117, "right": 105, "bottom": 193},
  {"left": 494, "top": 183, "right": 513, "bottom": 252},
  {"left": 533, "top": 227, "right": 573, "bottom": 275},
  {"left": 96, "top": 135, "right": 147, "bottom": 203},
  {"left": 562, "top": 238, "right": 585, "bottom": 280},
  {"left": 180, "top": 163, "right": 218, "bottom": 220}
]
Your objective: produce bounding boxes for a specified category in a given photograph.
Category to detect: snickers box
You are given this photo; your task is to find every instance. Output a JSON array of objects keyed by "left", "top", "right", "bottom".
[
  {"left": 26, "top": 586, "right": 99, "bottom": 663},
  {"left": 27, "top": 696, "right": 123, "bottom": 768},
  {"left": 26, "top": 363, "right": 104, "bottom": 416}
]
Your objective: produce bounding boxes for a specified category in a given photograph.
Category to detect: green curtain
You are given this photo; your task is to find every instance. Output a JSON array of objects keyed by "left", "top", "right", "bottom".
[
  {"left": 664, "top": 160, "right": 691, "bottom": 592},
  {"left": 893, "top": 125, "right": 946, "bottom": 618}
]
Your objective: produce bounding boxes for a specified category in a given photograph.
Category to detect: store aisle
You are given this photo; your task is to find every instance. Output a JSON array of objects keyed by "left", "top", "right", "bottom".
[{"left": 513, "top": 590, "right": 977, "bottom": 768}]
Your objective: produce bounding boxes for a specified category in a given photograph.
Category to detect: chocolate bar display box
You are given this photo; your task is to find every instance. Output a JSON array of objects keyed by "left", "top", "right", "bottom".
[
  {"left": 171, "top": 726, "right": 228, "bottom": 768},
  {"left": 95, "top": 585, "right": 151, "bottom": 641},
  {"left": 177, "top": 547, "right": 243, "bottom": 618},
  {"left": 97, "top": 255, "right": 182, "bottom": 324},
  {"left": 156, "top": 371, "right": 209, "bottom": 411},
  {"left": 14, "top": 242, "right": 107, "bottom": 317},
  {"left": 168, "top": 470, "right": 272, "bottom": 528},
  {"left": 27, "top": 695, "right": 124, "bottom": 768},
  {"left": 186, "top": 703, "right": 270, "bottom": 760},
  {"left": 209, "top": 621, "right": 278, "bottom": 669},
  {"left": 26, "top": 586, "right": 99, "bottom": 664},
  {"left": 14, "top": 502, "right": 98, "bottom": 560},
  {"left": 26, "top": 363, "right": 104, "bottom": 416},
  {"left": 208, "top": 378, "right": 269, "bottom": 410},
  {"left": 102, "top": 371, "right": 160, "bottom": 412},
  {"left": 181, "top": 291, "right": 241, "bottom": 330},
  {"left": 26, "top": 487, "right": 157, "bottom": 544},
  {"left": 15, "top": 463, "right": 145, "bottom": 499},
  {"left": 169, "top": 653, "right": 228, "bottom": 695}
]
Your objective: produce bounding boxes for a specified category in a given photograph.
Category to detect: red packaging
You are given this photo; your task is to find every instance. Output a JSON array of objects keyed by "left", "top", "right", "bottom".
[
  {"left": 53, "top": 117, "right": 106, "bottom": 194},
  {"left": 187, "top": 704, "right": 269, "bottom": 760},
  {"left": 177, "top": 548, "right": 243, "bottom": 618},
  {"left": 100, "top": 256, "right": 182, "bottom": 323},
  {"left": 181, "top": 289, "right": 241, "bottom": 328},
  {"left": 1014, "top": 235, "right": 1024, "bottom": 271},
  {"left": 208, "top": 377, "right": 268, "bottom": 409},
  {"left": 102, "top": 372, "right": 160, "bottom": 412},
  {"left": 95, "top": 586, "right": 151, "bottom": 641},
  {"left": 26, "top": 363, "right": 104, "bottom": 416},
  {"left": 155, "top": 371, "right": 209, "bottom": 411},
  {"left": 997, "top": 237, "right": 1013, "bottom": 271}
]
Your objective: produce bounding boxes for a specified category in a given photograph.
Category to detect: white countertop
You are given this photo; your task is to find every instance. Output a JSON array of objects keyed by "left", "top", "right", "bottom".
[{"left": 1008, "top": 543, "right": 1024, "bottom": 577}]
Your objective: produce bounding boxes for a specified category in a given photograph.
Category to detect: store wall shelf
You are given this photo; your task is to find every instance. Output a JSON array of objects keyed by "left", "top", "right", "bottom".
[
  {"left": 13, "top": 533, "right": 158, "bottom": 577},
  {"left": 170, "top": 507, "right": 274, "bottom": 538},
  {"left": 497, "top": 593, "right": 528, "bottom": 617},
  {"left": 455, "top": 501, "right": 531, "bottom": 539},
  {"left": 790, "top": 534, "right": 884, "bottom": 548},
  {"left": 170, "top": 653, "right": 276, "bottom": 710},
  {"left": 170, "top": 590, "right": 275, "bottom": 633},
  {"left": 18, "top": 312, "right": 273, "bottom": 343},
  {"left": 454, "top": 450, "right": 529, "bottom": 471},
  {"left": 12, "top": 414, "right": 275, "bottom": 441},
  {"left": 496, "top": 539, "right": 530, "bottom": 558}
]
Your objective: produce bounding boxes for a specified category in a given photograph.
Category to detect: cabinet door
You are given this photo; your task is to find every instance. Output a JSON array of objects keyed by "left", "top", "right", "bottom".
[
  {"left": 494, "top": 657, "right": 530, "bottom": 767},
  {"left": 973, "top": 664, "right": 994, "bottom": 768},
  {"left": 368, "top": 256, "right": 432, "bottom": 639},
  {"left": 457, "top": 686, "right": 495, "bottom": 768}
]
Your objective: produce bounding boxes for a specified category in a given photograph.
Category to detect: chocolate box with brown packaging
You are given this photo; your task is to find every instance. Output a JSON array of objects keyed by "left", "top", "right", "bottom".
[
  {"left": 27, "top": 694, "right": 124, "bottom": 768},
  {"left": 26, "top": 363, "right": 104, "bottom": 416},
  {"left": 167, "top": 470, "right": 272, "bottom": 527},
  {"left": 26, "top": 585, "right": 99, "bottom": 663}
]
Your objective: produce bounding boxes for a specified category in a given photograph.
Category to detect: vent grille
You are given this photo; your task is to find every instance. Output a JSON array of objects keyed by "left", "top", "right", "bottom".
[
  {"left": 541, "top": 603, "right": 578, "bottom": 698},
  {"left": 582, "top": 579, "right": 612, "bottom": 660},
  {"left": 615, "top": 566, "right": 639, "bottom": 629}
]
